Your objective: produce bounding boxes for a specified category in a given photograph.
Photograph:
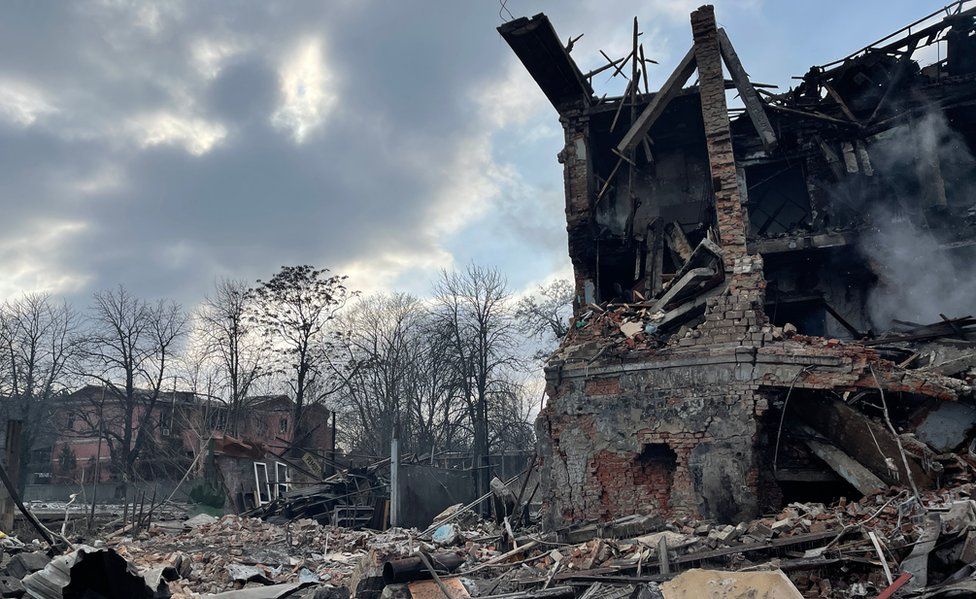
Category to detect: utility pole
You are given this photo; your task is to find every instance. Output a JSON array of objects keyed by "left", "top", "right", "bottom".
[
  {"left": 390, "top": 434, "right": 399, "bottom": 528},
  {"left": 328, "top": 411, "right": 337, "bottom": 477},
  {"left": 88, "top": 402, "right": 103, "bottom": 531},
  {"left": 480, "top": 388, "right": 490, "bottom": 514}
]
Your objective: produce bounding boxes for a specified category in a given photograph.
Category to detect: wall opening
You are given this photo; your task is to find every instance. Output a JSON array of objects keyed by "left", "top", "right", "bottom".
[
  {"left": 777, "top": 476, "right": 862, "bottom": 506},
  {"left": 633, "top": 443, "right": 677, "bottom": 509},
  {"left": 768, "top": 297, "right": 827, "bottom": 336}
]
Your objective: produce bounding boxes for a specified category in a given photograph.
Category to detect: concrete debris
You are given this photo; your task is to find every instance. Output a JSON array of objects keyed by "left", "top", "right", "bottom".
[
  {"left": 430, "top": 505, "right": 463, "bottom": 527},
  {"left": 406, "top": 578, "right": 469, "bottom": 599},
  {"left": 6, "top": 553, "right": 51, "bottom": 580},
  {"left": 660, "top": 569, "right": 801, "bottom": 599},
  {"left": 0, "top": 480, "right": 975, "bottom": 597},
  {"left": 184, "top": 514, "right": 218, "bottom": 529}
]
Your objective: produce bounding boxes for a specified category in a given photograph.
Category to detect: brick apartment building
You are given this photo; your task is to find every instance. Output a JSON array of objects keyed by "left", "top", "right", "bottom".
[{"left": 26, "top": 385, "right": 332, "bottom": 486}]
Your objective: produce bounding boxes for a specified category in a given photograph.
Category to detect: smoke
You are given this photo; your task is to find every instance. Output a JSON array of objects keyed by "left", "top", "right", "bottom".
[
  {"left": 857, "top": 112, "right": 976, "bottom": 329},
  {"left": 860, "top": 211, "right": 976, "bottom": 327}
]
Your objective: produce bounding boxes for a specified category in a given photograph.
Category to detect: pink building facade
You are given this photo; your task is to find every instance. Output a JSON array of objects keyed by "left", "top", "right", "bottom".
[{"left": 41, "top": 386, "right": 332, "bottom": 485}]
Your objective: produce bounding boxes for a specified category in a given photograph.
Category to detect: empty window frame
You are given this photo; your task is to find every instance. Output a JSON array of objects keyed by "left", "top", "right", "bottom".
[
  {"left": 274, "top": 462, "right": 290, "bottom": 498},
  {"left": 253, "top": 462, "right": 272, "bottom": 506}
]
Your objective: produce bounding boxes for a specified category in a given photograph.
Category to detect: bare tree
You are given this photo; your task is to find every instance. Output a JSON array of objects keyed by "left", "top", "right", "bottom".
[
  {"left": 515, "top": 279, "right": 574, "bottom": 355},
  {"left": 79, "top": 286, "right": 188, "bottom": 489},
  {"left": 331, "top": 293, "right": 469, "bottom": 458},
  {"left": 332, "top": 293, "right": 419, "bottom": 456},
  {"left": 407, "top": 317, "right": 469, "bottom": 456},
  {"left": 0, "top": 293, "right": 80, "bottom": 490},
  {"left": 486, "top": 376, "right": 536, "bottom": 451},
  {"left": 433, "top": 264, "right": 523, "bottom": 497},
  {"left": 171, "top": 340, "right": 224, "bottom": 477},
  {"left": 198, "top": 278, "right": 264, "bottom": 434},
  {"left": 250, "top": 266, "right": 353, "bottom": 444}
]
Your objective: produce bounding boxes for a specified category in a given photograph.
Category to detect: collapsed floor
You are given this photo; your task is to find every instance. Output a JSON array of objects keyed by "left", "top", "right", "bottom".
[{"left": 499, "top": 0, "right": 976, "bottom": 537}]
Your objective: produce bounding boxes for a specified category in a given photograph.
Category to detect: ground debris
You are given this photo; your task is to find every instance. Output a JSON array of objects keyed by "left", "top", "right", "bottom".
[{"left": 0, "top": 481, "right": 974, "bottom": 598}]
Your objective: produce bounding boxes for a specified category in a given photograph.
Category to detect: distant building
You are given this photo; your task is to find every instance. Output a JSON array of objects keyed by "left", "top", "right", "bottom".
[{"left": 35, "top": 385, "right": 332, "bottom": 486}]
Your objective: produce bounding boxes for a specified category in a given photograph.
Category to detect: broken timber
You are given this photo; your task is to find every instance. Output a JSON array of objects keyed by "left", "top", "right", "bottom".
[
  {"left": 717, "top": 28, "right": 777, "bottom": 154},
  {"left": 616, "top": 46, "right": 697, "bottom": 155}
]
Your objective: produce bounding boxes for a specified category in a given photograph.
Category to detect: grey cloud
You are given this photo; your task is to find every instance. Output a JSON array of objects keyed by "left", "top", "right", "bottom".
[
  {"left": 3, "top": 0, "right": 868, "bottom": 308},
  {"left": 0, "top": 0, "right": 524, "bottom": 304}
]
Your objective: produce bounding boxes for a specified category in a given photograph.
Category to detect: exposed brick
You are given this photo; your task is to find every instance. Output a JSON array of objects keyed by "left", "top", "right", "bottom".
[{"left": 584, "top": 377, "right": 621, "bottom": 396}]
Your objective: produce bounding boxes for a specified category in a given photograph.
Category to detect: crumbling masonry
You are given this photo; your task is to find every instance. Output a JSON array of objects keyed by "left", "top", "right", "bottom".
[{"left": 501, "top": 4, "right": 976, "bottom": 527}]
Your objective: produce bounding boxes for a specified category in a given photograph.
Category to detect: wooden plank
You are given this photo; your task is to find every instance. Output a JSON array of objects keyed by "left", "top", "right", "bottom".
[
  {"left": 649, "top": 268, "right": 717, "bottom": 313},
  {"left": 657, "top": 537, "right": 670, "bottom": 576},
  {"left": 633, "top": 529, "right": 842, "bottom": 571},
  {"left": 822, "top": 82, "right": 860, "bottom": 123},
  {"left": 876, "top": 572, "right": 912, "bottom": 599},
  {"left": 796, "top": 424, "right": 887, "bottom": 496},
  {"left": 869, "top": 37, "right": 920, "bottom": 123},
  {"left": 655, "top": 283, "right": 726, "bottom": 330},
  {"left": 664, "top": 222, "right": 693, "bottom": 265},
  {"left": 717, "top": 28, "right": 777, "bottom": 154},
  {"left": 616, "top": 46, "right": 697, "bottom": 155},
  {"left": 767, "top": 103, "right": 853, "bottom": 127},
  {"left": 793, "top": 395, "right": 937, "bottom": 488},
  {"left": 823, "top": 301, "right": 863, "bottom": 338},
  {"left": 669, "top": 237, "right": 723, "bottom": 286},
  {"left": 643, "top": 220, "right": 664, "bottom": 297}
]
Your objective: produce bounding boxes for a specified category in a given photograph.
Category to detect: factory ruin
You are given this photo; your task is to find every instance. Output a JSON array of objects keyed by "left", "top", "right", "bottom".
[{"left": 500, "top": 3, "right": 976, "bottom": 528}]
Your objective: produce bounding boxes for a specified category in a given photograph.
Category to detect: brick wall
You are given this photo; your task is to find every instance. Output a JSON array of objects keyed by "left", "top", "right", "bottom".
[
  {"left": 539, "top": 360, "right": 764, "bottom": 526},
  {"left": 558, "top": 114, "right": 597, "bottom": 309},
  {"left": 535, "top": 4, "right": 960, "bottom": 530},
  {"left": 536, "top": 6, "right": 776, "bottom": 528}
]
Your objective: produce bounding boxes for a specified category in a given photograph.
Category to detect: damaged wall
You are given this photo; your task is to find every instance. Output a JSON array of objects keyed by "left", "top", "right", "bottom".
[{"left": 502, "top": 2, "right": 976, "bottom": 528}]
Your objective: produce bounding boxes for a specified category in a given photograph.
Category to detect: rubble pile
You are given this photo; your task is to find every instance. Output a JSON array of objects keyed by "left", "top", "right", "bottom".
[
  {"left": 246, "top": 467, "right": 386, "bottom": 528},
  {"left": 565, "top": 238, "right": 727, "bottom": 353},
  {"left": 3, "top": 479, "right": 976, "bottom": 597},
  {"left": 95, "top": 484, "right": 976, "bottom": 597},
  {"left": 109, "top": 515, "right": 410, "bottom": 596}
]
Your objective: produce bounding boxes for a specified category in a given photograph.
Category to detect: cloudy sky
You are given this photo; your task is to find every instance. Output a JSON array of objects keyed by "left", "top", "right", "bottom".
[{"left": 0, "top": 0, "right": 950, "bottom": 307}]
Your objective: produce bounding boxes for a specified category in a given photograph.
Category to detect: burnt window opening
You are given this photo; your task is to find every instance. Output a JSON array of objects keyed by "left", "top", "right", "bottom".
[
  {"left": 596, "top": 240, "right": 639, "bottom": 303},
  {"left": 633, "top": 443, "right": 677, "bottom": 500},
  {"left": 745, "top": 164, "right": 812, "bottom": 238},
  {"left": 768, "top": 297, "right": 826, "bottom": 336}
]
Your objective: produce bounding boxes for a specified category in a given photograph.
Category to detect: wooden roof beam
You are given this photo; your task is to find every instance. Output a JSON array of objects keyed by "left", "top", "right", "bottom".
[
  {"left": 615, "top": 45, "right": 697, "bottom": 155},
  {"left": 718, "top": 28, "right": 778, "bottom": 155}
]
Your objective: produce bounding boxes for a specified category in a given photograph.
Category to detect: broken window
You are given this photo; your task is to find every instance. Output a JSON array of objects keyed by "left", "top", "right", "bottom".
[
  {"left": 745, "top": 164, "right": 812, "bottom": 237},
  {"left": 768, "top": 297, "right": 826, "bottom": 337}
]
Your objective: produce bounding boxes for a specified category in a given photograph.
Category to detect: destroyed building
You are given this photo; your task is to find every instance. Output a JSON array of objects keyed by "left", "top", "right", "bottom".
[{"left": 500, "top": 3, "right": 976, "bottom": 528}]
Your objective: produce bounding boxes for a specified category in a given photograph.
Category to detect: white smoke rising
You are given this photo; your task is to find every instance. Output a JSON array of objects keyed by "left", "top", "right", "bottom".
[
  {"left": 860, "top": 212, "right": 976, "bottom": 327},
  {"left": 857, "top": 112, "right": 976, "bottom": 328}
]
